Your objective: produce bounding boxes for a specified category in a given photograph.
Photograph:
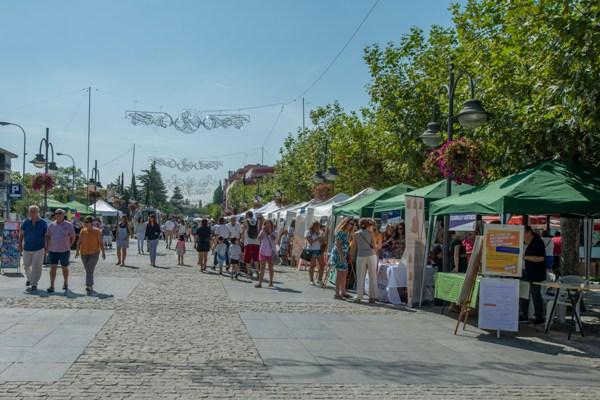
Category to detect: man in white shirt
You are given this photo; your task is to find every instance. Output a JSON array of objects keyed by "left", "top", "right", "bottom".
[
  {"left": 227, "top": 216, "right": 241, "bottom": 241},
  {"left": 164, "top": 218, "right": 176, "bottom": 249}
]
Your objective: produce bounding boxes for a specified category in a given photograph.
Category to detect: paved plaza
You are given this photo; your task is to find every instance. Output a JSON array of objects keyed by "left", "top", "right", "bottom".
[{"left": 0, "top": 240, "right": 599, "bottom": 399}]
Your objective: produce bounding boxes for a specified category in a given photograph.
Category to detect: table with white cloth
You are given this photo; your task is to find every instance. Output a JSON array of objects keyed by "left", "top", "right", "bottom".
[{"left": 364, "top": 260, "right": 437, "bottom": 305}]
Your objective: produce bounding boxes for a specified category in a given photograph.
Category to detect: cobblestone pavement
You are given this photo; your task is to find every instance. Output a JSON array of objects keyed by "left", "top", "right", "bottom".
[{"left": 0, "top": 240, "right": 599, "bottom": 399}]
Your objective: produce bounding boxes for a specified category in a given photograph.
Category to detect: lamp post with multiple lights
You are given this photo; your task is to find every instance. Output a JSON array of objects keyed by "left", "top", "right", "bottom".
[
  {"left": 311, "top": 139, "right": 338, "bottom": 184},
  {"left": 87, "top": 160, "right": 102, "bottom": 216},
  {"left": 419, "top": 64, "right": 490, "bottom": 272},
  {"left": 30, "top": 128, "right": 59, "bottom": 215}
]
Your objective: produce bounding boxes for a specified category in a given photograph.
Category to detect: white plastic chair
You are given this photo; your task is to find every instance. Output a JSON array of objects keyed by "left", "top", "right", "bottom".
[{"left": 545, "top": 275, "right": 584, "bottom": 332}]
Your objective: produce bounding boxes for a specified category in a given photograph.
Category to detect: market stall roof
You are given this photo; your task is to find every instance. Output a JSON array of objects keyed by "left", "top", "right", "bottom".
[
  {"left": 309, "top": 193, "right": 350, "bottom": 218},
  {"left": 46, "top": 198, "right": 71, "bottom": 210},
  {"left": 373, "top": 180, "right": 473, "bottom": 215},
  {"left": 333, "top": 183, "right": 414, "bottom": 218},
  {"left": 64, "top": 200, "right": 94, "bottom": 215},
  {"left": 89, "top": 199, "right": 120, "bottom": 217},
  {"left": 254, "top": 200, "right": 281, "bottom": 217},
  {"left": 430, "top": 160, "right": 600, "bottom": 217}
]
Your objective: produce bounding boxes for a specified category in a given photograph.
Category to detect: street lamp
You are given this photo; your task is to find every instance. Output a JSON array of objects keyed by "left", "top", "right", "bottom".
[
  {"left": 312, "top": 138, "right": 338, "bottom": 184},
  {"left": 56, "top": 152, "right": 76, "bottom": 200},
  {"left": 0, "top": 122, "right": 27, "bottom": 190},
  {"left": 30, "top": 128, "right": 58, "bottom": 215},
  {"left": 420, "top": 65, "right": 490, "bottom": 272}
]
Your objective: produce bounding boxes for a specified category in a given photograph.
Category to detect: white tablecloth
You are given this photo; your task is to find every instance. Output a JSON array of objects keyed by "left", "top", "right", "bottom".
[{"left": 365, "top": 261, "right": 436, "bottom": 305}]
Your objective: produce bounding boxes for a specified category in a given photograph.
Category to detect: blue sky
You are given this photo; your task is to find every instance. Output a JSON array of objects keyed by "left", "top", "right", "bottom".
[{"left": 0, "top": 0, "right": 458, "bottom": 202}]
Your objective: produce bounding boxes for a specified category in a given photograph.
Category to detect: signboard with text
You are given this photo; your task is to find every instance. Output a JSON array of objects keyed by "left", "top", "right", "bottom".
[
  {"left": 482, "top": 224, "right": 523, "bottom": 277},
  {"left": 478, "top": 277, "right": 520, "bottom": 332}
]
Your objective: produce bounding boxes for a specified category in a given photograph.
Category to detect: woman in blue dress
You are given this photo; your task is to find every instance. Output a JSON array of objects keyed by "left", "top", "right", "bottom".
[{"left": 329, "top": 218, "right": 355, "bottom": 300}]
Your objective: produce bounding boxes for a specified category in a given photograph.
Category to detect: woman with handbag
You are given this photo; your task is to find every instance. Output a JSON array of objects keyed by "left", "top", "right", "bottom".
[
  {"left": 351, "top": 218, "right": 378, "bottom": 303},
  {"left": 304, "top": 221, "right": 325, "bottom": 286},
  {"left": 255, "top": 220, "right": 278, "bottom": 288},
  {"left": 329, "top": 218, "right": 354, "bottom": 300}
]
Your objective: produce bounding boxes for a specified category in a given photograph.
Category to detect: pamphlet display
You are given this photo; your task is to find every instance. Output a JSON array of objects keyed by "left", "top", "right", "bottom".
[
  {"left": 478, "top": 277, "right": 520, "bottom": 333},
  {"left": 482, "top": 224, "right": 523, "bottom": 277},
  {"left": 1, "top": 221, "right": 20, "bottom": 272}
]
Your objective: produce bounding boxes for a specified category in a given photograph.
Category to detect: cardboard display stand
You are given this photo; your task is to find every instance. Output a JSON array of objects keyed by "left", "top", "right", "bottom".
[{"left": 454, "top": 235, "right": 483, "bottom": 335}]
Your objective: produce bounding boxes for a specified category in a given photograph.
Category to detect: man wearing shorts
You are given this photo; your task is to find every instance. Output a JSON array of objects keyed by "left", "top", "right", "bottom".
[
  {"left": 46, "top": 209, "right": 76, "bottom": 293},
  {"left": 18, "top": 205, "right": 47, "bottom": 291},
  {"left": 242, "top": 211, "right": 260, "bottom": 278}
]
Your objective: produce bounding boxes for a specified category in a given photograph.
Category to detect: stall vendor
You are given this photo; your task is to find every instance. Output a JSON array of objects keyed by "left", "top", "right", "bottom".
[{"left": 520, "top": 225, "right": 546, "bottom": 324}]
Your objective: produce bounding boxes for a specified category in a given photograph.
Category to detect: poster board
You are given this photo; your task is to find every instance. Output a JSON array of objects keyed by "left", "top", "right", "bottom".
[
  {"left": 478, "top": 277, "right": 520, "bottom": 332},
  {"left": 1, "top": 221, "right": 20, "bottom": 271},
  {"left": 482, "top": 224, "right": 524, "bottom": 277},
  {"left": 457, "top": 235, "right": 483, "bottom": 306},
  {"left": 404, "top": 195, "right": 425, "bottom": 306},
  {"left": 450, "top": 214, "right": 477, "bottom": 231}
]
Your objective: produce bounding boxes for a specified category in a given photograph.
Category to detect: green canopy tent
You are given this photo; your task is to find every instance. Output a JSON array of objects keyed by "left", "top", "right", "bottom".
[
  {"left": 333, "top": 183, "right": 415, "bottom": 218},
  {"left": 373, "top": 180, "right": 474, "bottom": 216},
  {"left": 429, "top": 160, "right": 600, "bottom": 282},
  {"left": 64, "top": 200, "right": 94, "bottom": 215},
  {"left": 430, "top": 160, "right": 600, "bottom": 217},
  {"left": 46, "top": 198, "right": 71, "bottom": 210}
]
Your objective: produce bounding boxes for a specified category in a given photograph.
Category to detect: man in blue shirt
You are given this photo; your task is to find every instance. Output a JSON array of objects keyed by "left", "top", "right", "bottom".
[{"left": 18, "top": 205, "right": 48, "bottom": 291}]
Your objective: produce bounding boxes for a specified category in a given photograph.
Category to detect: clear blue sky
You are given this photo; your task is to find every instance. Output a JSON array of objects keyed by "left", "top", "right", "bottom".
[{"left": 0, "top": 0, "right": 458, "bottom": 203}]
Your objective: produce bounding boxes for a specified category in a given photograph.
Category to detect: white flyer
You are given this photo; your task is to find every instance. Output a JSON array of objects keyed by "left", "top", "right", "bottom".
[{"left": 478, "top": 277, "right": 519, "bottom": 332}]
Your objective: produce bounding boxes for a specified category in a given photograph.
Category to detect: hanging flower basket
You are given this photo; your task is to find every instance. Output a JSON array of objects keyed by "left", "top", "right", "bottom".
[
  {"left": 423, "top": 138, "right": 487, "bottom": 185},
  {"left": 31, "top": 173, "right": 54, "bottom": 192},
  {"left": 313, "top": 183, "right": 333, "bottom": 201}
]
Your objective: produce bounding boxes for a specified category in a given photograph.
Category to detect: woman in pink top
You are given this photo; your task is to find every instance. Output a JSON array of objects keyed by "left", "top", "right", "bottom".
[{"left": 255, "top": 220, "right": 277, "bottom": 289}]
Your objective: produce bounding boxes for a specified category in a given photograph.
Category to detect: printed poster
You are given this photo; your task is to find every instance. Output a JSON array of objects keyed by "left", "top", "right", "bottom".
[
  {"left": 482, "top": 224, "right": 523, "bottom": 277},
  {"left": 1, "top": 221, "right": 20, "bottom": 270},
  {"left": 404, "top": 195, "right": 425, "bottom": 306},
  {"left": 478, "top": 277, "right": 519, "bottom": 332}
]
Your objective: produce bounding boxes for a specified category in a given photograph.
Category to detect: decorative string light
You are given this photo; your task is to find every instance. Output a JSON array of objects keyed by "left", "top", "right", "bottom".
[
  {"left": 165, "top": 175, "right": 217, "bottom": 196},
  {"left": 149, "top": 157, "right": 223, "bottom": 172},
  {"left": 125, "top": 110, "right": 250, "bottom": 133}
]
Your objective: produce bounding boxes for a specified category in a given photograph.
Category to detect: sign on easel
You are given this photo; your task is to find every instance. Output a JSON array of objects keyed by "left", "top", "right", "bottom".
[
  {"left": 482, "top": 224, "right": 523, "bottom": 277},
  {"left": 478, "top": 277, "right": 519, "bottom": 333}
]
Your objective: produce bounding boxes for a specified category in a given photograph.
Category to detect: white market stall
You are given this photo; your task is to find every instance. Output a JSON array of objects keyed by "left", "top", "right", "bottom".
[{"left": 90, "top": 199, "right": 120, "bottom": 217}]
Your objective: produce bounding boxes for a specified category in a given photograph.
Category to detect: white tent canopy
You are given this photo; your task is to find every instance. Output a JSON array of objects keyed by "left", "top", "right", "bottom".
[
  {"left": 254, "top": 200, "right": 281, "bottom": 217},
  {"left": 309, "top": 193, "right": 350, "bottom": 219},
  {"left": 90, "top": 199, "right": 120, "bottom": 217}
]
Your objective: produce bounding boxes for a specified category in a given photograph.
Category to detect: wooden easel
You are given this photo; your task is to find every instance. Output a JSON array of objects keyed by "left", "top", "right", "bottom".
[{"left": 454, "top": 236, "right": 483, "bottom": 335}]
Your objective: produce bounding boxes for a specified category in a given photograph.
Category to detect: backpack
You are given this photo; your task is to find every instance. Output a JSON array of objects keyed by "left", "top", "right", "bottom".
[{"left": 247, "top": 220, "right": 258, "bottom": 239}]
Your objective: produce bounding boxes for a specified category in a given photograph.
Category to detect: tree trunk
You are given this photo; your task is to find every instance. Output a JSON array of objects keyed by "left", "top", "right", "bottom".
[{"left": 560, "top": 217, "right": 580, "bottom": 276}]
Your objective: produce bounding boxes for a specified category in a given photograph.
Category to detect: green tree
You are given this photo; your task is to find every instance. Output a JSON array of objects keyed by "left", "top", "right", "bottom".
[
  {"left": 129, "top": 173, "right": 138, "bottom": 201},
  {"left": 170, "top": 186, "right": 184, "bottom": 212},
  {"left": 212, "top": 181, "right": 224, "bottom": 205},
  {"left": 138, "top": 161, "right": 167, "bottom": 207},
  {"left": 52, "top": 166, "right": 87, "bottom": 203}
]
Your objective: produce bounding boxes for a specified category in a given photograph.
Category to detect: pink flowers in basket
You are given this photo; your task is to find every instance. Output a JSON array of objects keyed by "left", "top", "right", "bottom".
[
  {"left": 31, "top": 173, "right": 54, "bottom": 191},
  {"left": 423, "top": 138, "right": 487, "bottom": 185}
]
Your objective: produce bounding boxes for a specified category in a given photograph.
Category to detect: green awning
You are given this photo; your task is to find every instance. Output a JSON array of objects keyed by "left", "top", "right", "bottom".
[
  {"left": 373, "top": 180, "right": 474, "bottom": 215},
  {"left": 64, "top": 200, "right": 94, "bottom": 215},
  {"left": 430, "top": 160, "right": 600, "bottom": 217},
  {"left": 46, "top": 198, "right": 70, "bottom": 210},
  {"left": 333, "top": 183, "right": 415, "bottom": 218}
]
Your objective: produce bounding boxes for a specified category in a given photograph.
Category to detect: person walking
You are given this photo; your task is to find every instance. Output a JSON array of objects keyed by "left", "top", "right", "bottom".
[
  {"left": 213, "top": 236, "right": 228, "bottom": 274},
  {"left": 46, "top": 209, "right": 76, "bottom": 293},
  {"left": 195, "top": 218, "right": 211, "bottom": 271},
  {"left": 134, "top": 216, "right": 147, "bottom": 254},
  {"left": 351, "top": 218, "right": 378, "bottom": 303},
  {"left": 228, "top": 238, "right": 242, "bottom": 279},
  {"left": 278, "top": 225, "right": 292, "bottom": 266},
  {"left": 101, "top": 223, "right": 113, "bottom": 250},
  {"left": 213, "top": 217, "right": 230, "bottom": 268},
  {"left": 145, "top": 214, "right": 161, "bottom": 267},
  {"left": 115, "top": 215, "right": 131, "bottom": 267},
  {"left": 18, "top": 205, "right": 47, "bottom": 291},
  {"left": 75, "top": 216, "right": 105, "bottom": 294},
  {"left": 305, "top": 221, "right": 325, "bottom": 286},
  {"left": 255, "top": 220, "right": 277, "bottom": 288},
  {"left": 242, "top": 211, "right": 260, "bottom": 278},
  {"left": 176, "top": 234, "right": 186, "bottom": 265},
  {"left": 329, "top": 218, "right": 354, "bottom": 300}
]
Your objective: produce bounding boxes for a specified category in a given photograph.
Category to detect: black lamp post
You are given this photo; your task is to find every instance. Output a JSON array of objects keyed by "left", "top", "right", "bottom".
[
  {"left": 87, "top": 159, "right": 102, "bottom": 216},
  {"left": 312, "top": 138, "right": 338, "bottom": 184},
  {"left": 30, "top": 128, "right": 59, "bottom": 215},
  {"left": 420, "top": 64, "right": 490, "bottom": 272},
  {"left": 56, "top": 152, "right": 76, "bottom": 200}
]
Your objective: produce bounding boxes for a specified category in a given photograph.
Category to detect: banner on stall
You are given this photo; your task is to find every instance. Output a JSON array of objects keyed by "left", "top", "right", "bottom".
[
  {"left": 404, "top": 195, "right": 425, "bottom": 306},
  {"left": 449, "top": 213, "right": 476, "bottom": 231},
  {"left": 482, "top": 224, "right": 524, "bottom": 277},
  {"left": 478, "top": 277, "right": 519, "bottom": 332},
  {"left": 1, "top": 221, "right": 20, "bottom": 270},
  {"left": 381, "top": 210, "right": 402, "bottom": 225}
]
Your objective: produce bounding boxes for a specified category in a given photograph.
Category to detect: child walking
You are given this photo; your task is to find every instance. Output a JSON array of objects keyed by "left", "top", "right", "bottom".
[
  {"left": 228, "top": 238, "right": 242, "bottom": 280},
  {"left": 213, "top": 236, "right": 228, "bottom": 274},
  {"left": 176, "top": 234, "right": 186, "bottom": 265}
]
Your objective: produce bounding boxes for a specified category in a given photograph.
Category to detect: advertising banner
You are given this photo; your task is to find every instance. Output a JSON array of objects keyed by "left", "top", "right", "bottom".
[
  {"left": 1, "top": 221, "right": 20, "bottom": 271},
  {"left": 482, "top": 224, "right": 524, "bottom": 277},
  {"left": 449, "top": 213, "right": 476, "bottom": 231},
  {"left": 404, "top": 195, "right": 425, "bottom": 306}
]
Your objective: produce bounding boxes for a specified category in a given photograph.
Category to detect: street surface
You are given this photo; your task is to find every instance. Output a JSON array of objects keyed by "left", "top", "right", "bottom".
[{"left": 0, "top": 239, "right": 599, "bottom": 399}]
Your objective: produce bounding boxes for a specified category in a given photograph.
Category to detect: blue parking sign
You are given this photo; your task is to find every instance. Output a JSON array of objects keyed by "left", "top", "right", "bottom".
[{"left": 8, "top": 183, "right": 22, "bottom": 199}]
